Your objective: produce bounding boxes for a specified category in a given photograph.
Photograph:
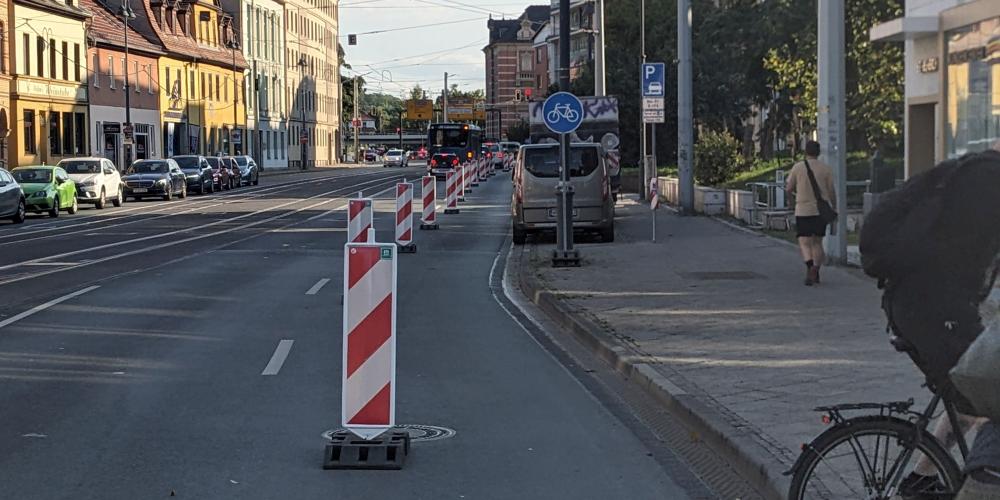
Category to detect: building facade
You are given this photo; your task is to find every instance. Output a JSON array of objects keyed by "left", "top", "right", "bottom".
[
  {"left": 83, "top": 0, "right": 165, "bottom": 170},
  {"left": 0, "top": 0, "right": 10, "bottom": 170},
  {"left": 9, "top": 0, "right": 90, "bottom": 169},
  {"left": 223, "top": 0, "right": 286, "bottom": 169},
  {"left": 547, "top": 0, "right": 594, "bottom": 83},
  {"left": 871, "top": 0, "right": 1000, "bottom": 178},
  {"left": 284, "top": 0, "right": 339, "bottom": 168},
  {"left": 483, "top": 5, "right": 548, "bottom": 140}
]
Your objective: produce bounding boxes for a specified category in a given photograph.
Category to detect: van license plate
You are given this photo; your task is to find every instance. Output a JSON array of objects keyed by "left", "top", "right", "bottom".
[{"left": 548, "top": 208, "right": 578, "bottom": 218}]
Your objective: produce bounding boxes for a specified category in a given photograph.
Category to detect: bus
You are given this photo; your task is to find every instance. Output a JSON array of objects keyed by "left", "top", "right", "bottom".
[{"left": 427, "top": 123, "right": 482, "bottom": 163}]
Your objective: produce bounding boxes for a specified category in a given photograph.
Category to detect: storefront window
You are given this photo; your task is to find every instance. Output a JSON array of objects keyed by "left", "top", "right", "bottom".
[
  {"left": 23, "top": 110, "right": 35, "bottom": 154},
  {"left": 74, "top": 113, "right": 86, "bottom": 154},
  {"left": 49, "top": 112, "right": 60, "bottom": 156},
  {"left": 946, "top": 16, "right": 1000, "bottom": 157}
]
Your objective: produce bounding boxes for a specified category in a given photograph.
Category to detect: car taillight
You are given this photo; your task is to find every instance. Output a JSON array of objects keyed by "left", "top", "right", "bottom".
[
  {"left": 452, "top": 159, "right": 459, "bottom": 166},
  {"left": 498, "top": 152, "right": 504, "bottom": 158},
  {"left": 431, "top": 159, "right": 437, "bottom": 167}
]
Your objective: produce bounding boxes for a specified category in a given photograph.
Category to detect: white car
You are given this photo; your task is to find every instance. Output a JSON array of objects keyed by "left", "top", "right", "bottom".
[
  {"left": 383, "top": 149, "right": 408, "bottom": 168},
  {"left": 57, "top": 157, "right": 124, "bottom": 209}
]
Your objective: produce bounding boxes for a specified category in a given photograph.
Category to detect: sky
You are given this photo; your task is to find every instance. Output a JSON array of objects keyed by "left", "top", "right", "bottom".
[{"left": 339, "top": 0, "right": 540, "bottom": 99}]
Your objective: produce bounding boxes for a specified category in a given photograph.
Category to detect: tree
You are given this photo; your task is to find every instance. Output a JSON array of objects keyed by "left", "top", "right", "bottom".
[
  {"left": 409, "top": 84, "right": 425, "bottom": 101},
  {"left": 342, "top": 76, "right": 366, "bottom": 126},
  {"left": 507, "top": 120, "right": 530, "bottom": 143}
]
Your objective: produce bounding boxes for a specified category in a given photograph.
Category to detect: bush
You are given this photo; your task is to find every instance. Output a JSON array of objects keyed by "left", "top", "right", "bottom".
[{"left": 694, "top": 129, "right": 745, "bottom": 186}]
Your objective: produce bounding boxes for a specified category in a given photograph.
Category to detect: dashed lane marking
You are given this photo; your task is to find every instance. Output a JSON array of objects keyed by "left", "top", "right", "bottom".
[
  {"left": 305, "top": 278, "right": 331, "bottom": 295},
  {"left": 261, "top": 340, "right": 295, "bottom": 376}
]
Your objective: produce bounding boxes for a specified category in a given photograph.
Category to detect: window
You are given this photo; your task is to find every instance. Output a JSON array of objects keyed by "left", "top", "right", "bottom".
[
  {"left": 22, "top": 34, "right": 29, "bottom": 76},
  {"left": 946, "top": 16, "right": 1000, "bottom": 158},
  {"left": 49, "top": 39, "right": 55, "bottom": 79},
  {"left": 74, "top": 44, "right": 80, "bottom": 81},
  {"left": 200, "top": 72, "right": 205, "bottom": 99},
  {"left": 23, "top": 110, "right": 35, "bottom": 154},
  {"left": 36, "top": 36, "right": 44, "bottom": 77},
  {"left": 49, "top": 111, "right": 61, "bottom": 156},
  {"left": 61, "top": 41, "right": 67, "bottom": 80},
  {"left": 134, "top": 62, "right": 139, "bottom": 93},
  {"left": 189, "top": 70, "right": 195, "bottom": 98},
  {"left": 0, "top": 25, "right": 6, "bottom": 74},
  {"left": 215, "top": 74, "right": 219, "bottom": 100},
  {"left": 62, "top": 113, "right": 73, "bottom": 156},
  {"left": 74, "top": 113, "right": 86, "bottom": 154},
  {"left": 108, "top": 55, "right": 114, "bottom": 88},
  {"left": 164, "top": 67, "right": 170, "bottom": 95},
  {"left": 280, "top": 131, "right": 285, "bottom": 158}
]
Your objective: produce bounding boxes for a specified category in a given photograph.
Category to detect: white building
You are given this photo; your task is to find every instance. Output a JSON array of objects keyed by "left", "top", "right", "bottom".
[
  {"left": 871, "top": 0, "right": 1000, "bottom": 178},
  {"left": 223, "top": 0, "right": 288, "bottom": 168}
]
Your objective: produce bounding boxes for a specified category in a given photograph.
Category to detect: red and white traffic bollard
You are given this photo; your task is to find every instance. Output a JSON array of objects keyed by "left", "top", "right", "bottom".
[
  {"left": 458, "top": 163, "right": 466, "bottom": 202},
  {"left": 419, "top": 175, "right": 438, "bottom": 230},
  {"left": 479, "top": 157, "right": 487, "bottom": 183},
  {"left": 470, "top": 159, "right": 480, "bottom": 188},
  {"left": 395, "top": 182, "right": 416, "bottom": 253},
  {"left": 347, "top": 198, "right": 373, "bottom": 243},
  {"left": 444, "top": 169, "right": 459, "bottom": 214},
  {"left": 341, "top": 241, "right": 397, "bottom": 439}
]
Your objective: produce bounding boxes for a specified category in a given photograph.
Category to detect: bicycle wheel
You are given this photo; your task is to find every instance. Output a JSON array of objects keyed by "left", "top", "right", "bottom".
[{"left": 788, "top": 416, "right": 963, "bottom": 500}]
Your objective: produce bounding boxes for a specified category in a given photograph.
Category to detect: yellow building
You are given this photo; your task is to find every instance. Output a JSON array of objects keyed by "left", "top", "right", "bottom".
[
  {"left": 134, "top": 0, "right": 247, "bottom": 156},
  {"left": 9, "top": 0, "right": 90, "bottom": 168}
]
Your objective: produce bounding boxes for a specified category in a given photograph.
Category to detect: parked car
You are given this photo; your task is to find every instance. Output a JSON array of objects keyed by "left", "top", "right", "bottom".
[
  {"left": 231, "top": 156, "right": 260, "bottom": 186},
  {"left": 205, "top": 156, "right": 232, "bottom": 190},
  {"left": 123, "top": 159, "right": 187, "bottom": 201},
  {"left": 383, "top": 149, "right": 408, "bottom": 168},
  {"left": 511, "top": 143, "right": 614, "bottom": 244},
  {"left": 0, "top": 168, "right": 26, "bottom": 224},
  {"left": 170, "top": 155, "right": 214, "bottom": 194},
  {"left": 364, "top": 149, "right": 378, "bottom": 162},
  {"left": 12, "top": 166, "right": 78, "bottom": 217},
  {"left": 58, "top": 157, "right": 124, "bottom": 209},
  {"left": 428, "top": 153, "right": 460, "bottom": 179}
]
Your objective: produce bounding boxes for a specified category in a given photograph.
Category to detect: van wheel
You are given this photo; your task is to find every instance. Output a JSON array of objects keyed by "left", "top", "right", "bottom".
[
  {"left": 513, "top": 224, "right": 527, "bottom": 245},
  {"left": 600, "top": 223, "right": 615, "bottom": 243}
]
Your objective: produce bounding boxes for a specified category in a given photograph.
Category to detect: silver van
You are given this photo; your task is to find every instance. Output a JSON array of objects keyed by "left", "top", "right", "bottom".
[{"left": 511, "top": 143, "right": 614, "bottom": 244}]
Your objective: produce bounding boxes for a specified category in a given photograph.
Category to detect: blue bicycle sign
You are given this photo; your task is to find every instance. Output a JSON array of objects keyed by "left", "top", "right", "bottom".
[{"left": 542, "top": 92, "right": 584, "bottom": 135}]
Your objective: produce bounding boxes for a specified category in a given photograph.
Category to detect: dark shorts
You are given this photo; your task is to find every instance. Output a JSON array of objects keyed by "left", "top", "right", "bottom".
[{"left": 796, "top": 216, "right": 828, "bottom": 237}]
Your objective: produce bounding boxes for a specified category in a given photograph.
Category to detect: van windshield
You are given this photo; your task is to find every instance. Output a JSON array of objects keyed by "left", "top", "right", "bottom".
[{"left": 522, "top": 147, "right": 600, "bottom": 178}]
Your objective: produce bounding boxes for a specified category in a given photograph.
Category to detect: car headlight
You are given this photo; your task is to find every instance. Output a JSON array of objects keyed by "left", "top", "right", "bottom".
[
  {"left": 157, "top": 179, "right": 168, "bottom": 186},
  {"left": 31, "top": 191, "right": 48, "bottom": 198},
  {"left": 78, "top": 181, "right": 95, "bottom": 188}
]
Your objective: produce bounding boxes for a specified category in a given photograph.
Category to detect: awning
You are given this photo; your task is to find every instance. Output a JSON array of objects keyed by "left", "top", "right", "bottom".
[{"left": 870, "top": 16, "right": 939, "bottom": 42}]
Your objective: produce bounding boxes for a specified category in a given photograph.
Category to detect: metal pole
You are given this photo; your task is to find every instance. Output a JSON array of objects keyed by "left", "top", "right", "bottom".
[
  {"left": 353, "top": 77, "right": 359, "bottom": 163},
  {"left": 232, "top": 43, "right": 238, "bottom": 155},
  {"left": 553, "top": 0, "right": 579, "bottom": 266},
  {"left": 817, "top": 0, "right": 847, "bottom": 263},
  {"left": 639, "top": 0, "right": 646, "bottom": 200},
  {"left": 398, "top": 109, "right": 403, "bottom": 150},
  {"left": 593, "top": 0, "right": 606, "bottom": 97},
  {"left": 677, "top": 0, "right": 694, "bottom": 214},
  {"left": 443, "top": 72, "right": 449, "bottom": 122},
  {"left": 123, "top": 1, "right": 132, "bottom": 169}
]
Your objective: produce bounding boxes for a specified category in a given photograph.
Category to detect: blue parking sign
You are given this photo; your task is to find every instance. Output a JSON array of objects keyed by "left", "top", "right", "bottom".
[{"left": 642, "top": 63, "right": 666, "bottom": 97}]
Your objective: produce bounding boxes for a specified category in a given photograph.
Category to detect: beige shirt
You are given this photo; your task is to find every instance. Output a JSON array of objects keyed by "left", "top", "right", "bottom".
[{"left": 786, "top": 158, "right": 836, "bottom": 217}]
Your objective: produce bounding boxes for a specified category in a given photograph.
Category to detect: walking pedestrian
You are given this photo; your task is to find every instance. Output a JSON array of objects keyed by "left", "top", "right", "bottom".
[{"left": 785, "top": 140, "right": 836, "bottom": 286}]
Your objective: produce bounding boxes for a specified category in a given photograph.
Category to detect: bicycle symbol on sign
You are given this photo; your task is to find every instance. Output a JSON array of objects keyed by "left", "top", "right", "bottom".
[{"left": 546, "top": 103, "right": 580, "bottom": 124}]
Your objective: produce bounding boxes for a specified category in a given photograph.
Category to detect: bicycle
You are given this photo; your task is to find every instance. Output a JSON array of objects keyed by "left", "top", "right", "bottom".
[
  {"left": 546, "top": 103, "right": 580, "bottom": 124},
  {"left": 786, "top": 337, "right": 970, "bottom": 500}
]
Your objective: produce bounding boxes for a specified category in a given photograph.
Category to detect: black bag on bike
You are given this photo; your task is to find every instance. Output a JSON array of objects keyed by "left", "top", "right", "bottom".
[{"left": 860, "top": 150, "right": 1000, "bottom": 415}]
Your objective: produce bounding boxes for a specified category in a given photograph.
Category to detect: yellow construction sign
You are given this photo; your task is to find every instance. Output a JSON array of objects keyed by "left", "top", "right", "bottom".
[{"left": 405, "top": 99, "right": 434, "bottom": 120}]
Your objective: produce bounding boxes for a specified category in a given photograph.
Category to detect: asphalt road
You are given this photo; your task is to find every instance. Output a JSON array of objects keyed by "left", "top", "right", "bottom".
[{"left": 0, "top": 165, "right": 699, "bottom": 499}]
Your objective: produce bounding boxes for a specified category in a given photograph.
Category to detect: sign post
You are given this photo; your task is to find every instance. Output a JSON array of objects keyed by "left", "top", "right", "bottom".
[
  {"left": 542, "top": 91, "right": 584, "bottom": 267},
  {"left": 642, "top": 63, "right": 665, "bottom": 233},
  {"left": 649, "top": 177, "right": 659, "bottom": 243}
]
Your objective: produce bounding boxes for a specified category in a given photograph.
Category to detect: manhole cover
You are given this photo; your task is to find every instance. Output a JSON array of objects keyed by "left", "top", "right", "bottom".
[
  {"left": 321, "top": 424, "right": 456, "bottom": 443},
  {"left": 679, "top": 271, "right": 766, "bottom": 281}
]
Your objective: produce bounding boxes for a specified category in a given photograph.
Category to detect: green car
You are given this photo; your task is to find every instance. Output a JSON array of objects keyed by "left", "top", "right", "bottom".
[{"left": 11, "top": 166, "right": 78, "bottom": 217}]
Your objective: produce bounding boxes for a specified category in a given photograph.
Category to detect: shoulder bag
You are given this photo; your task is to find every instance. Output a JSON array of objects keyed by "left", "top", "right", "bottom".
[{"left": 804, "top": 159, "right": 838, "bottom": 224}]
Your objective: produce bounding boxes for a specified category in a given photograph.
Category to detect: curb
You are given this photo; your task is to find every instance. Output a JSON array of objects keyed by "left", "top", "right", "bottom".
[{"left": 513, "top": 247, "right": 789, "bottom": 500}]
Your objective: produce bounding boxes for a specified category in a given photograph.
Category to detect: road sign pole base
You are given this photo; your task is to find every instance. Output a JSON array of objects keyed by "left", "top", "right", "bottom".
[
  {"left": 397, "top": 243, "right": 417, "bottom": 253},
  {"left": 323, "top": 430, "right": 410, "bottom": 470},
  {"left": 419, "top": 223, "right": 439, "bottom": 230},
  {"left": 444, "top": 208, "right": 459, "bottom": 214},
  {"left": 551, "top": 249, "right": 581, "bottom": 267}
]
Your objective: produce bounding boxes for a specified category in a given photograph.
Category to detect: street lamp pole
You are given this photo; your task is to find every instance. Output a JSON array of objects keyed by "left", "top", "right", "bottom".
[
  {"left": 120, "top": 0, "right": 135, "bottom": 170},
  {"left": 230, "top": 39, "right": 240, "bottom": 155},
  {"left": 678, "top": 0, "right": 694, "bottom": 214},
  {"left": 639, "top": 0, "right": 646, "bottom": 200}
]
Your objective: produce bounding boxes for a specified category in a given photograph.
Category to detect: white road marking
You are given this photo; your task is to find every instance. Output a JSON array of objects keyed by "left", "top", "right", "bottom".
[
  {"left": 261, "top": 340, "right": 294, "bottom": 375},
  {"left": 305, "top": 278, "right": 331, "bottom": 295},
  {"left": 0, "top": 286, "right": 100, "bottom": 330},
  {"left": 23, "top": 262, "right": 82, "bottom": 267}
]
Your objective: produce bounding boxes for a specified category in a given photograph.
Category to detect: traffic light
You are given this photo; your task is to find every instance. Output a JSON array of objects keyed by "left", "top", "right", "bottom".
[
  {"left": 514, "top": 89, "right": 523, "bottom": 102},
  {"left": 396, "top": 127, "right": 401, "bottom": 134},
  {"left": 524, "top": 88, "right": 533, "bottom": 101},
  {"left": 348, "top": 34, "right": 357, "bottom": 45}
]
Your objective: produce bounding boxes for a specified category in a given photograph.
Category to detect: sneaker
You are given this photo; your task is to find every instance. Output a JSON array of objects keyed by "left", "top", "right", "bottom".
[
  {"left": 898, "top": 472, "right": 947, "bottom": 499},
  {"left": 804, "top": 268, "right": 815, "bottom": 286},
  {"left": 813, "top": 267, "right": 821, "bottom": 284}
]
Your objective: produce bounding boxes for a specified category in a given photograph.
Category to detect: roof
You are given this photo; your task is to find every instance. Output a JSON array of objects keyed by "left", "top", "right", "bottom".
[
  {"left": 80, "top": 0, "right": 165, "bottom": 55},
  {"left": 130, "top": 0, "right": 247, "bottom": 69},
  {"left": 14, "top": 0, "right": 90, "bottom": 20},
  {"left": 486, "top": 5, "right": 549, "bottom": 46}
]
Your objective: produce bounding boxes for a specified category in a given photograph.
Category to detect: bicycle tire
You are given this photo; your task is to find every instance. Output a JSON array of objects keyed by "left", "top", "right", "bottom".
[{"left": 788, "top": 415, "right": 963, "bottom": 500}]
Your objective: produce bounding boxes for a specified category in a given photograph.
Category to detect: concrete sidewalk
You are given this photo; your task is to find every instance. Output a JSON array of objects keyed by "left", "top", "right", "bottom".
[{"left": 515, "top": 196, "right": 925, "bottom": 499}]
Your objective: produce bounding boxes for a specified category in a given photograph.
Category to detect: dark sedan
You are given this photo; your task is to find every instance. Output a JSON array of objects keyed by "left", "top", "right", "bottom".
[
  {"left": 232, "top": 156, "right": 260, "bottom": 186},
  {"left": 170, "top": 155, "right": 215, "bottom": 194},
  {"left": 123, "top": 159, "right": 187, "bottom": 201}
]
